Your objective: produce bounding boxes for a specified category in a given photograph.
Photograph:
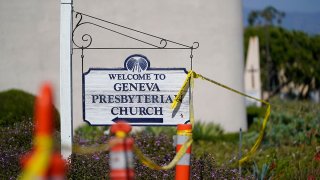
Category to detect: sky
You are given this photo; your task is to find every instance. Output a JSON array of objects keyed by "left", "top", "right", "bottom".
[{"left": 243, "top": 0, "right": 320, "bottom": 13}]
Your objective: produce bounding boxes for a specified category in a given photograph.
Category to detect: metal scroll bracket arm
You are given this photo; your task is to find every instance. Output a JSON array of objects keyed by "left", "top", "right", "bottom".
[{"left": 72, "top": 11, "right": 199, "bottom": 52}]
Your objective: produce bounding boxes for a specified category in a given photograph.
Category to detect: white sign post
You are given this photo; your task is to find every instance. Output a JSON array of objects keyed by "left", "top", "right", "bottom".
[
  {"left": 60, "top": 0, "right": 73, "bottom": 159},
  {"left": 83, "top": 55, "right": 190, "bottom": 125}
]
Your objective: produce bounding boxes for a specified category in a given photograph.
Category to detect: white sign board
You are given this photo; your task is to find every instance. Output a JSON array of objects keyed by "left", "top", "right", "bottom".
[{"left": 83, "top": 54, "right": 189, "bottom": 125}]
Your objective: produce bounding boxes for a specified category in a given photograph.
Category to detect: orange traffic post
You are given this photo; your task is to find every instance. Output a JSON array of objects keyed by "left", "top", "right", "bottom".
[
  {"left": 175, "top": 124, "right": 192, "bottom": 180},
  {"left": 109, "top": 121, "right": 134, "bottom": 180},
  {"left": 49, "top": 152, "right": 67, "bottom": 179},
  {"left": 20, "top": 83, "right": 67, "bottom": 179}
]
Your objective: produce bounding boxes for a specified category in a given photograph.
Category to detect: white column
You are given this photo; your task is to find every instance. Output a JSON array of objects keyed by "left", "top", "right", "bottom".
[{"left": 60, "top": 0, "right": 73, "bottom": 159}]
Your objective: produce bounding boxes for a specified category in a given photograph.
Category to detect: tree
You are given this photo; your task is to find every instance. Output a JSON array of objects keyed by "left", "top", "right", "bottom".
[
  {"left": 244, "top": 26, "right": 320, "bottom": 99},
  {"left": 248, "top": 6, "right": 286, "bottom": 26},
  {"left": 248, "top": 6, "right": 286, "bottom": 93}
]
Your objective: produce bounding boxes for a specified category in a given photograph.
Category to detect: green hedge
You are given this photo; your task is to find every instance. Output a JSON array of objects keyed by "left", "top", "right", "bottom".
[{"left": 0, "top": 89, "right": 60, "bottom": 129}]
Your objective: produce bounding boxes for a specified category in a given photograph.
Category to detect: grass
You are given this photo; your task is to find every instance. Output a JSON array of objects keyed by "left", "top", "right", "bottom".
[{"left": 202, "top": 97, "right": 320, "bottom": 178}]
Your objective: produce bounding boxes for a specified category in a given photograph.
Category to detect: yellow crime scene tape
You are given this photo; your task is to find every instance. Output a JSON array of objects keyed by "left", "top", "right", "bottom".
[
  {"left": 172, "top": 70, "right": 271, "bottom": 165},
  {"left": 71, "top": 70, "right": 270, "bottom": 169},
  {"left": 133, "top": 135, "right": 193, "bottom": 170}
]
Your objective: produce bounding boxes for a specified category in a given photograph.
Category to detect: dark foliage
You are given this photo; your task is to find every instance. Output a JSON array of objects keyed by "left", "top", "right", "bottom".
[
  {"left": 69, "top": 131, "right": 248, "bottom": 179},
  {"left": 0, "top": 121, "right": 33, "bottom": 179},
  {"left": 0, "top": 120, "right": 251, "bottom": 179},
  {"left": 247, "top": 106, "right": 265, "bottom": 127},
  {"left": 67, "top": 152, "right": 110, "bottom": 179},
  {"left": 74, "top": 124, "right": 109, "bottom": 143},
  {"left": 0, "top": 89, "right": 60, "bottom": 130},
  {"left": 0, "top": 120, "right": 61, "bottom": 179}
]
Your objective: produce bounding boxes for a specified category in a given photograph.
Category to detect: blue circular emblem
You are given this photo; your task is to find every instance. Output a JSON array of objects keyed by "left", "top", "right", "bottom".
[{"left": 125, "top": 55, "right": 149, "bottom": 73}]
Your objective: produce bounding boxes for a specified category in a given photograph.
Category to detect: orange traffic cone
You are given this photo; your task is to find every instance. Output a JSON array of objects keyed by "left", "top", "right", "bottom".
[
  {"left": 20, "top": 83, "right": 67, "bottom": 179},
  {"left": 175, "top": 124, "right": 192, "bottom": 180},
  {"left": 49, "top": 152, "right": 67, "bottom": 179},
  {"left": 109, "top": 121, "right": 134, "bottom": 180}
]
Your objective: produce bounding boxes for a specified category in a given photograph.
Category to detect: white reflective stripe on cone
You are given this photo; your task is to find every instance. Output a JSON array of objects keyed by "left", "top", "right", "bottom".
[
  {"left": 177, "top": 154, "right": 191, "bottom": 165},
  {"left": 110, "top": 152, "right": 126, "bottom": 169},
  {"left": 177, "top": 136, "right": 189, "bottom": 144},
  {"left": 110, "top": 151, "right": 134, "bottom": 169},
  {"left": 126, "top": 151, "right": 134, "bottom": 169}
]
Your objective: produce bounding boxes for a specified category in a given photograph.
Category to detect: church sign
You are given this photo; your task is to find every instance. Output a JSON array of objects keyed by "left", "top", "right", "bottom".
[{"left": 83, "top": 54, "right": 189, "bottom": 125}]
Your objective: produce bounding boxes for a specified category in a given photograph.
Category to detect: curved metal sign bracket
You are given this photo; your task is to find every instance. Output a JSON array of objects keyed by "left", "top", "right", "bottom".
[{"left": 72, "top": 11, "right": 199, "bottom": 51}]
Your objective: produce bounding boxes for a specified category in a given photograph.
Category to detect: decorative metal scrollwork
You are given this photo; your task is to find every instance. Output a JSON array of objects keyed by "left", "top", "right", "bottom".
[
  {"left": 159, "top": 39, "right": 168, "bottom": 48},
  {"left": 192, "top": 42, "right": 200, "bottom": 49},
  {"left": 73, "top": 13, "right": 92, "bottom": 48},
  {"left": 72, "top": 11, "right": 199, "bottom": 50}
]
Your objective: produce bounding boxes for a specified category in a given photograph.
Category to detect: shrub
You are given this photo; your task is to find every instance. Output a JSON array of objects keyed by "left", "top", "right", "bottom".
[
  {"left": 0, "top": 119, "right": 61, "bottom": 179},
  {"left": 144, "top": 126, "right": 176, "bottom": 137},
  {"left": 69, "top": 131, "right": 250, "bottom": 179},
  {"left": 74, "top": 124, "right": 109, "bottom": 143},
  {"left": 192, "top": 121, "right": 224, "bottom": 142},
  {"left": 0, "top": 121, "right": 33, "bottom": 179},
  {"left": 251, "top": 162, "right": 272, "bottom": 180},
  {"left": 246, "top": 106, "right": 265, "bottom": 128},
  {"left": 0, "top": 120, "right": 251, "bottom": 179},
  {"left": 240, "top": 98, "right": 320, "bottom": 178},
  {"left": 245, "top": 110, "right": 320, "bottom": 147},
  {"left": 144, "top": 122, "right": 226, "bottom": 143},
  {"left": 0, "top": 89, "right": 60, "bottom": 130},
  {"left": 67, "top": 152, "right": 110, "bottom": 179}
]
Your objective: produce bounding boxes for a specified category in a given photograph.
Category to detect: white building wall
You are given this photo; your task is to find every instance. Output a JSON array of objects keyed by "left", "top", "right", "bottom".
[{"left": 0, "top": 0, "right": 246, "bottom": 132}]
